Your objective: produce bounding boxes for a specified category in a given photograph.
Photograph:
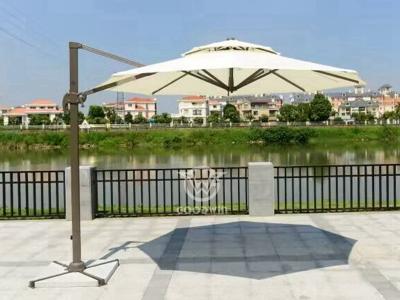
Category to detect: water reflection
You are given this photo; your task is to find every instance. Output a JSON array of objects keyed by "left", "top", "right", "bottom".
[{"left": 0, "top": 142, "right": 399, "bottom": 171}]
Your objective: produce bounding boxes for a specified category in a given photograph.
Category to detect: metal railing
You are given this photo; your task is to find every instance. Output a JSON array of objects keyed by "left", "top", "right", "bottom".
[
  {"left": 95, "top": 167, "right": 248, "bottom": 216},
  {"left": 2, "top": 121, "right": 399, "bottom": 132},
  {"left": 275, "top": 164, "right": 400, "bottom": 213},
  {"left": 0, "top": 170, "right": 65, "bottom": 218}
]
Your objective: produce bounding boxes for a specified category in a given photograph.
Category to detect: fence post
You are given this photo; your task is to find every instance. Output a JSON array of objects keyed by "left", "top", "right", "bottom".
[
  {"left": 65, "top": 166, "right": 97, "bottom": 220},
  {"left": 248, "top": 162, "right": 274, "bottom": 216}
]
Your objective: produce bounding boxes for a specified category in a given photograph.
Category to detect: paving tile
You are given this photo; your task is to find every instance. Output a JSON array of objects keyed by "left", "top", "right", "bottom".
[{"left": 1, "top": 213, "right": 400, "bottom": 299}]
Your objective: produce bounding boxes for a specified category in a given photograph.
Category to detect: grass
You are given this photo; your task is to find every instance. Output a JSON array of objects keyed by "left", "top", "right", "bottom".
[
  {"left": 0, "top": 125, "right": 399, "bottom": 151},
  {"left": 96, "top": 203, "right": 247, "bottom": 217},
  {"left": 2, "top": 199, "right": 399, "bottom": 220},
  {"left": 0, "top": 207, "right": 65, "bottom": 220},
  {"left": 275, "top": 199, "right": 399, "bottom": 212}
]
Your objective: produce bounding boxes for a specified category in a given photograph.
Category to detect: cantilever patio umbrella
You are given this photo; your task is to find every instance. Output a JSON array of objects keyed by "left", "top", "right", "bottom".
[
  {"left": 30, "top": 38, "right": 364, "bottom": 288},
  {"left": 96, "top": 39, "right": 365, "bottom": 96}
]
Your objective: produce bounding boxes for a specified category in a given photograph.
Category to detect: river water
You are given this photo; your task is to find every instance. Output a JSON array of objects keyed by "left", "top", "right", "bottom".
[
  {"left": 1, "top": 142, "right": 399, "bottom": 170},
  {"left": 1, "top": 142, "right": 400, "bottom": 214}
]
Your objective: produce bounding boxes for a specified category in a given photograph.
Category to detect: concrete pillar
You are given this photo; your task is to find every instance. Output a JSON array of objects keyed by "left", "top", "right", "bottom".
[
  {"left": 65, "top": 166, "right": 97, "bottom": 220},
  {"left": 248, "top": 162, "right": 275, "bottom": 216}
]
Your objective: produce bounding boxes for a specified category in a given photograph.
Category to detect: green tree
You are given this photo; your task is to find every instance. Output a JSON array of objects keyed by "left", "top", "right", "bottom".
[
  {"left": 61, "top": 111, "right": 85, "bottom": 125},
  {"left": 133, "top": 114, "right": 147, "bottom": 124},
  {"left": 193, "top": 117, "right": 204, "bottom": 125},
  {"left": 333, "top": 117, "right": 345, "bottom": 125},
  {"left": 381, "top": 111, "right": 396, "bottom": 121},
  {"left": 88, "top": 105, "right": 105, "bottom": 118},
  {"left": 88, "top": 105, "right": 106, "bottom": 124},
  {"left": 394, "top": 104, "right": 400, "bottom": 120},
  {"left": 223, "top": 104, "right": 240, "bottom": 123},
  {"left": 124, "top": 112, "right": 133, "bottom": 124},
  {"left": 259, "top": 115, "right": 269, "bottom": 123},
  {"left": 8, "top": 117, "right": 21, "bottom": 125},
  {"left": 352, "top": 112, "right": 375, "bottom": 123},
  {"left": 152, "top": 113, "right": 172, "bottom": 124},
  {"left": 296, "top": 103, "right": 311, "bottom": 122},
  {"left": 29, "top": 115, "right": 51, "bottom": 125},
  {"left": 175, "top": 116, "right": 188, "bottom": 124},
  {"left": 207, "top": 112, "right": 221, "bottom": 123},
  {"left": 309, "top": 94, "right": 332, "bottom": 122},
  {"left": 245, "top": 114, "right": 255, "bottom": 122},
  {"left": 278, "top": 104, "right": 298, "bottom": 122},
  {"left": 103, "top": 107, "right": 122, "bottom": 124}
]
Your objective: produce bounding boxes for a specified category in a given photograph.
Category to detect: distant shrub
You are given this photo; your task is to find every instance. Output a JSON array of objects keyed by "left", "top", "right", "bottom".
[
  {"left": 248, "top": 128, "right": 264, "bottom": 142},
  {"left": 379, "top": 126, "right": 399, "bottom": 143},
  {"left": 262, "top": 127, "right": 314, "bottom": 144},
  {"left": 333, "top": 117, "right": 345, "bottom": 125},
  {"left": 163, "top": 136, "right": 183, "bottom": 148},
  {"left": 293, "top": 128, "right": 314, "bottom": 144}
]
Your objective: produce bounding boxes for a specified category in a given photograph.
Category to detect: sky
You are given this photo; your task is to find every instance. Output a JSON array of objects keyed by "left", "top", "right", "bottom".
[{"left": 0, "top": 0, "right": 399, "bottom": 113}]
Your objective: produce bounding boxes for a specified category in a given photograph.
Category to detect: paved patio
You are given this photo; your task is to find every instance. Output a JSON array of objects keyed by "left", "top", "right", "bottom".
[{"left": 1, "top": 212, "right": 400, "bottom": 299}]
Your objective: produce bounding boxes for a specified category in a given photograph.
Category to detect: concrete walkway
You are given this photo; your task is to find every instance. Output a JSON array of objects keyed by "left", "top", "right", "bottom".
[{"left": 1, "top": 212, "right": 400, "bottom": 299}]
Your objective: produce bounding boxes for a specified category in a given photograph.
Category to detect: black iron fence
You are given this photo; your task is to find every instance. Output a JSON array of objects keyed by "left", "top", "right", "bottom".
[
  {"left": 2, "top": 163, "right": 400, "bottom": 219},
  {"left": 275, "top": 164, "right": 400, "bottom": 213},
  {"left": 0, "top": 170, "right": 65, "bottom": 219},
  {"left": 95, "top": 167, "right": 248, "bottom": 217}
]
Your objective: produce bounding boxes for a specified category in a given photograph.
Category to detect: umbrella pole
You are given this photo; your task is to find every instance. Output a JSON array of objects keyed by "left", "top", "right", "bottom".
[
  {"left": 68, "top": 43, "right": 85, "bottom": 272},
  {"left": 28, "top": 42, "right": 124, "bottom": 288}
]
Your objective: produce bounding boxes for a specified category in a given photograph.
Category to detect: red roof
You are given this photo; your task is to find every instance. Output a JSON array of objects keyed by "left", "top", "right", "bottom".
[
  {"left": 181, "top": 95, "right": 206, "bottom": 100},
  {"left": 5, "top": 106, "right": 62, "bottom": 116},
  {"left": 29, "top": 99, "right": 57, "bottom": 106},
  {"left": 125, "top": 97, "right": 156, "bottom": 104},
  {"left": 5, "top": 107, "right": 29, "bottom": 116}
]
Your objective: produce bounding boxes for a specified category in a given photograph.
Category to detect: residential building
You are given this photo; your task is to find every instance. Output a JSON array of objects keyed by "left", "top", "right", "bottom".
[
  {"left": 176, "top": 95, "right": 225, "bottom": 122},
  {"left": 103, "top": 97, "right": 157, "bottom": 119},
  {"left": 0, "top": 105, "right": 9, "bottom": 117},
  {"left": 176, "top": 94, "right": 283, "bottom": 122},
  {"left": 327, "top": 84, "right": 400, "bottom": 120},
  {"left": 289, "top": 93, "right": 313, "bottom": 104},
  {"left": 327, "top": 91, "right": 380, "bottom": 117},
  {"left": 378, "top": 96, "right": 400, "bottom": 116},
  {"left": 337, "top": 99, "right": 379, "bottom": 120},
  {"left": 3, "top": 99, "right": 63, "bottom": 126},
  {"left": 234, "top": 95, "right": 283, "bottom": 121}
]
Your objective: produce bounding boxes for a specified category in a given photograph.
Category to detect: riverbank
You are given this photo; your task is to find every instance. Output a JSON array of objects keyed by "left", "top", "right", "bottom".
[{"left": 0, "top": 126, "right": 399, "bottom": 151}]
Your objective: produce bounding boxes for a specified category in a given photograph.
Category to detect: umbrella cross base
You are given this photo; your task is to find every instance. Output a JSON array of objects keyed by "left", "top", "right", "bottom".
[{"left": 28, "top": 259, "right": 119, "bottom": 288}]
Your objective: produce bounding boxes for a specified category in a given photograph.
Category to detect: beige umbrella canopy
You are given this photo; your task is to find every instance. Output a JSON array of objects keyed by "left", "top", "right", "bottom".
[{"left": 98, "top": 38, "right": 365, "bottom": 96}]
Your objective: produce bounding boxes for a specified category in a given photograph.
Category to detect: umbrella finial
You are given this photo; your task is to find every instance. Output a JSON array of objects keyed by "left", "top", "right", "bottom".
[{"left": 226, "top": 37, "right": 236, "bottom": 40}]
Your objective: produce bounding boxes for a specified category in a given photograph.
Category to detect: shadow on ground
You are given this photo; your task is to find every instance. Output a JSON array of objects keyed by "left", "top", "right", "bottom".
[{"left": 117, "top": 221, "right": 357, "bottom": 280}]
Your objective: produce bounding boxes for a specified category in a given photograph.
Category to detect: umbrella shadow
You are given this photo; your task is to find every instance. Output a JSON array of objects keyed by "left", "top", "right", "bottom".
[{"left": 138, "top": 221, "right": 357, "bottom": 280}]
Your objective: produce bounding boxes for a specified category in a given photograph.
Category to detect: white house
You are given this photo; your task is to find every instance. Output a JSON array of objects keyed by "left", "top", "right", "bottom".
[
  {"left": 3, "top": 99, "right": 63, "bottom": 126},
  {"left": 0, "top": 105, "right": 9, "bottom": 118},
  {"left": 103, "top": 97, "right": 157, "bottom": 119},
  {"left": 176, "top": 95, "right": 225, "bottom": 122}
]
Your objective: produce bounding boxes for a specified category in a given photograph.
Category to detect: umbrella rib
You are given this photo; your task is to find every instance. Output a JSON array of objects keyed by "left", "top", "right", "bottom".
[
  {"left": 201, "top": 70, "right": 229, "bottom": 90},
  {"left": 228, "top": 68, "right": 234, "bottom": 93},
  {"left": 82, "top": 73, "right": 156, "bottom": 96},
  {"left": 313, "top": 70, "right": 360, "bottom": 84},
  {"left": 233, "top": 69, "right": 264, "bottom": 90},
  {"left": 234, "top": 69, "right": 277, "bottom": 91},
  {"left": 184, "top": 71, "right": 228, "bottom": 91},
  {"left": 151, "top": 73, "right": 188, "bottom": 94},
  {"left": 272, "top": 71, "right": 306, "bottom": 92}
]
